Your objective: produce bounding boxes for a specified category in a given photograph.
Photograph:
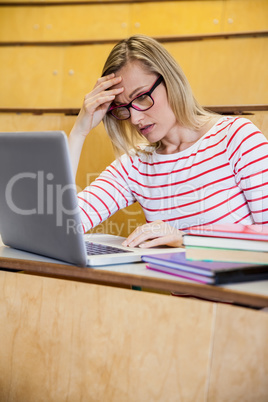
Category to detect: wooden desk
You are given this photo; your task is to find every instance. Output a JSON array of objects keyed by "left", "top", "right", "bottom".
[
  {"left": 0, "top": 246, "right": 268, "bottom": 401},
  {"left": 0, "top": 244, "right": 268, "bottom": 308}
]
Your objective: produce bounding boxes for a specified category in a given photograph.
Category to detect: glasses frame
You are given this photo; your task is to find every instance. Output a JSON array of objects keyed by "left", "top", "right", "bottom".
[{"left": 108, "top": 75, "right": 163, "bottom": 120}]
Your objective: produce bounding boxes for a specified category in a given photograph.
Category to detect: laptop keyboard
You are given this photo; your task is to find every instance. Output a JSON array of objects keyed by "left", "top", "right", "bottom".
[{"left": 85, "top": 241, "right": 132, "bottom": 255}]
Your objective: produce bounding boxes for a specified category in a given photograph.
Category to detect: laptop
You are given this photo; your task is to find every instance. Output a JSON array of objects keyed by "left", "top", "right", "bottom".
[{"left": 0, "top": 131, "right": 181, "bottom": 267}]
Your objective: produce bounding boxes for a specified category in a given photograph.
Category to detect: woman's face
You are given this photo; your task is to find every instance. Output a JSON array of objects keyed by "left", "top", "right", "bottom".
[{"left": 112, "top": 61, "right": 180, "bottom": 144}]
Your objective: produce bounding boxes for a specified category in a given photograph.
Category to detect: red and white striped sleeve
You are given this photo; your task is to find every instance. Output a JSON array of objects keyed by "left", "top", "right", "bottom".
[
  {"left": 226, "top": 117, "right": 268, "bottom": 224},
  {"left": 77, "top": 153, "right": 137, "bottom": 232}
]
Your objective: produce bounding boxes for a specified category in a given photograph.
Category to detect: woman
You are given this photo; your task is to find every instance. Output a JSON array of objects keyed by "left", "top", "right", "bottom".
[{"left": 69, "top": 35, "right": 268, "bottom": 248}]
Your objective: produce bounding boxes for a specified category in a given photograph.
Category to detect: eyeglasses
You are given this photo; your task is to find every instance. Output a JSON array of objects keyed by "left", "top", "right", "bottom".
[{"left": 108, "top": 75, "right": 163, "bottom": 120}]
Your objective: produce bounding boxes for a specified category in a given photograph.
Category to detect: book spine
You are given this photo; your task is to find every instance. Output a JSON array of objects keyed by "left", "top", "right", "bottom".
[{"left": 214, "top": 270, "right": 268, "bottom": 285}]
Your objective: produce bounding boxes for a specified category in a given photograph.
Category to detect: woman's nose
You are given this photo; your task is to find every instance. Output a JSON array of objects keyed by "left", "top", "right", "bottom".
[{"left": 129, "top": 107, "right": 144, "bottom": 125}]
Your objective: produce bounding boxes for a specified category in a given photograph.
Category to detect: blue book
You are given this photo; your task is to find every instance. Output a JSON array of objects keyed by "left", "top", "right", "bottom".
[{"left": 142, "top": 252, "right": 268, "bottom": 285}]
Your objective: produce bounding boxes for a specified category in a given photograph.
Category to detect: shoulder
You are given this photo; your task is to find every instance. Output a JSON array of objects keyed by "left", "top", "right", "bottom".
[
  {"left": 214, "top": 115, "right": 248, "bottom": 129},
  {"left": 214, "top": 116, "right": 263, "bottom": 144},
  {"left": 221, "top": 116, "right": 268, "bottom": 165},
  {"left": 220, "top": 116, "right": 259, "bottom": 134}
]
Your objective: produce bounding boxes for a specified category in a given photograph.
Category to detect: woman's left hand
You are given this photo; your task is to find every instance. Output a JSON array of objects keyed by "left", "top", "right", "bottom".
[{"left": 122, "top": 220, "right": 184, "bottom": 248}]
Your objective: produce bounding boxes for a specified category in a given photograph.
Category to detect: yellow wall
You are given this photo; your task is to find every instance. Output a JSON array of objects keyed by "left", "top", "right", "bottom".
[
  {"left": 1, "top": 36, "right": 268, "bottom": 109},
  {"left": 0, "top": 0, "right": 268, "bottom": 109},
  {"left": 1, "top": 0, "right": 267, "bottom": 42}
]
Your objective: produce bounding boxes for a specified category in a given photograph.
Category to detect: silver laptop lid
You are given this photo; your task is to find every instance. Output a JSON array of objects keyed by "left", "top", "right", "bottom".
[{"left": 0, "top": 131, "right": 87, "bottom": 266}]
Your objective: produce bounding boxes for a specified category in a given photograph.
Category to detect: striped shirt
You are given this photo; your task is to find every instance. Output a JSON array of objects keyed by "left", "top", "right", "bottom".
[{"left": 78, "top": 116, "right": 268, "bottom": 232}]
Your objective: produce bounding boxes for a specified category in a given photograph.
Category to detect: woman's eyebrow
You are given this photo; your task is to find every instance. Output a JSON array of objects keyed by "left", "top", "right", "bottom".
[
  {"left": 129, "top": 85, "right": 147, "bottom": 99},
  {"left": 114, "top": 85, "right": 147, "bottom": 105}
]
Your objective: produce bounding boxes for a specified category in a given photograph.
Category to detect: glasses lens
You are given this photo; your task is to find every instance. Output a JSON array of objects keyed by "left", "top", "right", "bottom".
[
  {"left": 132, "top": 94, "right": 154, "bottom": 110},
  {"left": 112, "top": 107, "right": 130, "bottom": 120}
]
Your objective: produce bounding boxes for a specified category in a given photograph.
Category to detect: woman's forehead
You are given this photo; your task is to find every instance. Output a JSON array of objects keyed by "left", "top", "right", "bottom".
[
  {"left": 115, "top": 61, "right": 154, "bottom": 84},
  {"left": 113, "top": 62, "right": 156, "bottom": 101}
]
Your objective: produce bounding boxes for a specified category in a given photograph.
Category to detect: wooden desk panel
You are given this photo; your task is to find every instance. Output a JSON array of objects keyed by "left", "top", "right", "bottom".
[
  {"left": 0, "top": 270, "right": 214, "bottom": 401},
  {"left": 0, "top": 270, "right": 267, "bottom": 401},
  {"left": 209, "top": 303, "right": 268, "bottom": 401}
]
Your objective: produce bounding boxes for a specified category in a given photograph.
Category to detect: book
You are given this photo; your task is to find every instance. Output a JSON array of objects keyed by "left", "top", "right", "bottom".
[
  {"left": 142, "top": 252, "right": 268, "bottom": 285},
  {"left": 183, "top": 234, "right": 268, "bottom": 252},
  {"left": 186, "top": 246, "right": 268, "bottom": 264},
  {"left": 184, "top": 223, "right": 268, "bottom": 241},
  {"left": 146, "top": 263, "right": 214, "bottom": 285}
]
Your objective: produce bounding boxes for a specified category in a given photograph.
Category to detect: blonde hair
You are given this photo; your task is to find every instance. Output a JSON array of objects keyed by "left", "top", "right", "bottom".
[{"left": 102, "top": 35, "right": 215, "bottom": 156}]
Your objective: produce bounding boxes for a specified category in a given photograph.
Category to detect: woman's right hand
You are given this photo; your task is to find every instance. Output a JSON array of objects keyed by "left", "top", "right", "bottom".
[
  {"left": 71, "top": 73, "right": 124, "bottom": 138},
  {"left": 68, "top": 74, "right": 124, "bottom": 178}
]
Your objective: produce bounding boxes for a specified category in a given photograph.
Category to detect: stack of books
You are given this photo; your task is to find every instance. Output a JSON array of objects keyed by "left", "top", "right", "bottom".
[
  {"left": 183, "top": 224, "right": 268, "bottom": 264},
  {"left": 142, "top": 224, "right": 268, "bottom": 285}
]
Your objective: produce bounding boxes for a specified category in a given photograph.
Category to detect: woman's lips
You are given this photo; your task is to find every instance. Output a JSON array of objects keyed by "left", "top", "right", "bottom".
[{"left": 139, "top": 124, "right": 154, "bottom": 135}]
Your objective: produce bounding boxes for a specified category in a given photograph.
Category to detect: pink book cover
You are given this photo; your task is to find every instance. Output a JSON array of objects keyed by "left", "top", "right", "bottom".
[{"left": 185, "top": 224, "right": 268, "bottom": 241}]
